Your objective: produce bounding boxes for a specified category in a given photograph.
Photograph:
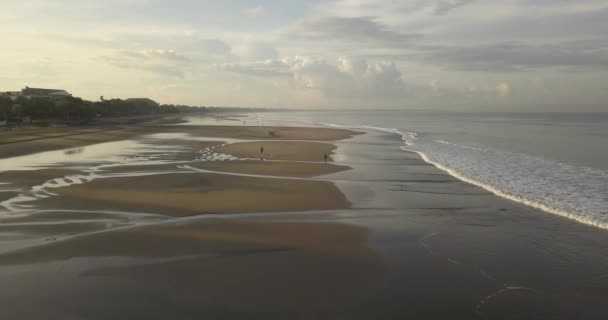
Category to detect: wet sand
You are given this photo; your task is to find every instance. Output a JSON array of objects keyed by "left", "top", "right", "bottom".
[
  {"left": 44, "top": 172, "right": 350, "bottom": 216},
  {"left": 0, "top": 219, "right": 378, "bottom": 263},
  {"left": 0, "top": 219, "right": 384, "bottom": 319},
  {"left": 191, "top": 160, "right": 350, "bottom": 177},
  {"left": 0, "top": 124, "right": 357, "bottom": 158},
  {"left": 0, "top": 130, "right": 353, "bottom": 216},
  {"left": 217, "top": 141, "right": 336, "bottom": 162},
  {"left": 1, "top": 120, "right": 607, "bottom": 319}
]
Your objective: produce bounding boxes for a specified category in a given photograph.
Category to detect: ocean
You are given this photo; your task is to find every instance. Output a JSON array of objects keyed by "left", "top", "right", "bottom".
[{"left": 260, "top": 110, "right": 608, "bottom": 229}]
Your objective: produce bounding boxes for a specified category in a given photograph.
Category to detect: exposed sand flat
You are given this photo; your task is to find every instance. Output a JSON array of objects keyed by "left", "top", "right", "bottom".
[
  {"left": 0, "top": 127, "right": 151, "bottom": 158},
  {"left": 0, "top": 127, "right": 354, "bottom": 217},
  {"left": 44, "top": 172, "right": 350, "bottom": 216},
  {"left": 0, "top": 125, "right": 358, "bottom": 159},
  {"left": 167, "top": 125, "right": 358, "bottom": 141},
  {"left": 217, "top": 141, "right": 336, "bottom": 162},
  {"left": 0, "top": 126, "right": 123, "bottom": 144},
  {"left": 191, "top": 160, "right": 350, "bottom": 177}
]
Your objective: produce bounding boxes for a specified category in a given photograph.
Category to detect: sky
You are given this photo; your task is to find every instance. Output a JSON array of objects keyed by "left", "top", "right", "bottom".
[{"left": 1, "top": 0, "right": 607, "bottom": 111}]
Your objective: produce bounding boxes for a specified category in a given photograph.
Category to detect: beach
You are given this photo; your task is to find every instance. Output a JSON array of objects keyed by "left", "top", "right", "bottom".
[{"left": 0, "top": 115, "right": 607, "bottom": 319}]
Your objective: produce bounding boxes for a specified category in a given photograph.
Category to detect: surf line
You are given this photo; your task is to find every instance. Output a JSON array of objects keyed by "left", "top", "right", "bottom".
[
  {"left": 307, "top": 119, "right": 608, "bottom": 231},
  {"left": 409, "top": 148, "right": 608, "bottom": 230}
]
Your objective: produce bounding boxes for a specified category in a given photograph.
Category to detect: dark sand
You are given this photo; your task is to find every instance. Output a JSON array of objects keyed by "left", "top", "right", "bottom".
[
  {"left": 0, "top": 220, "right": 384, "bottom": 319},
  {"left": 1, "top": 122, "right": 607, "bottom": 319},
  {"left": 0, "top": 124, "right": 357, "bottom": 158}
]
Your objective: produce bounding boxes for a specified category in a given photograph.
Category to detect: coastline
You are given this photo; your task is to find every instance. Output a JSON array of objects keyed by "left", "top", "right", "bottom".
[
  {"left": 0, "top": 123, "right": 356, "bottom": 216},
  {"left": 0, "top": 116, "right": 607, "bottom": 319},
  {"left": 413, "top": 149, "right": 608, "bottom": 230},
  {"left": 309, "top": 119, "right": 608, "bottom": 231}
]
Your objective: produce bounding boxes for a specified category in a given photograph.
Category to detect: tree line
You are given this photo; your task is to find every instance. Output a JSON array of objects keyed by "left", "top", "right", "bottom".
[{"left": 0, "top": 96, "right": 205, "bottom": 124}]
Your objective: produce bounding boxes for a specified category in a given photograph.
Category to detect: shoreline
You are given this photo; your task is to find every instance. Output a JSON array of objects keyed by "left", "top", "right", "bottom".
[
  {"left": 1, "top": 118, "right": 603, "bottom": 230},
  {"left": 0, "top": 123, "right": 358, "bottom": 219},
  {"left": 1, "top": 117, "right": 607, "bottom": 318},
  {"left": 0, "top": 123, "right": 358, "bottom": 159},
  {"left": 0, "top": 118, "right": 604, "bottom": 231},
  {"left": 310, "top": 120, "right": 607, "bottom": 231},
  {"left": 413, "top": 149, "right": 608, "bottom": 230}
]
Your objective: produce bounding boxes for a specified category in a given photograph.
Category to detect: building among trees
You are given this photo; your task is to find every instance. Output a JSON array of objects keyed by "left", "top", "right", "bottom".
[
  {"left": 21, "top": 86, "right": 72, "bottom": 99},
  {"left": 1, "top": 86, "right": 206, "bottom": 125},
  {"left": 1, "top": 86, "right": 72, "bottom": 100}
]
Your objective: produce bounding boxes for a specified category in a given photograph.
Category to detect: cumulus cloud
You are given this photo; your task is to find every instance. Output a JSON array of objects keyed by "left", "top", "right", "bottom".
[
  {"left": 3, "top": 1, "right": 608, "bottom": 110},
  {"left": 219, "top": 56, "right": 407, "bottom": 100},
  {"left": 101, "top": 49, "right": 191, "bottom": 77}
]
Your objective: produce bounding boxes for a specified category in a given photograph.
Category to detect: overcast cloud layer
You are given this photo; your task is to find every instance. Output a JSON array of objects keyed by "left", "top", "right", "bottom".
[{"left": 1, "top": 0, "right": 607, "bottom": 111}]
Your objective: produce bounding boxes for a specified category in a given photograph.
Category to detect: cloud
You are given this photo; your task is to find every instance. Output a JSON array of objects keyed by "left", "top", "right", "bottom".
[
  {"left": 217, "top": 60, "right": 290, "bottom": 77},
  {"left": 233, "top": 43, "right": 278, "bottom": 61},
  {"left": 3, "top": 1, "right": 608, "bottom": 110},
  {"left": 318, "top": 0, "right": 476, "bottom": 20},
  {"left": 430, "top": 79, "right": 440, "bottom": 92},
  {"left": 421, "top": 38, "right": 608, "bottom": 71},
  {"left": 288, "top": 16, "right": 420, "bottom": 47},
  {"left": 496, "top": 82, "right": 511, "bottom": 97},
  {"left": 285, "top": 56, "right": 407, "bottom": 100},
  {"left": 245, "top": 5, "right": 265, "bottom": 17},
  {"left": 195, "top": 39, "right": 231, "bottom": 56},
  {"left": 101, "top": 49, "right": 191, "bottom": 77},
  {"left": 433, "top": 0, "right": 475, "bottom": 15},
  {"left": 219, "top": 56, "right": 407, "bottom": 101}
]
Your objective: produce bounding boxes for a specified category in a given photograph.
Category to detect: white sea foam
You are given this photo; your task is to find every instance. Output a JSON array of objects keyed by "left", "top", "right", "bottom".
[
  {"left": 314, "top": 120, "right": 608, "bottom": 230},
  {"left": 411, "top": 148, "right": 608, "bottom": 229}
]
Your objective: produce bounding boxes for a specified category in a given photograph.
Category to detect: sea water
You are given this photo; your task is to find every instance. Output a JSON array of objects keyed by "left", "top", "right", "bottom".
[{"left": 261, "top": 110, "right": 608, "bottom": 229}]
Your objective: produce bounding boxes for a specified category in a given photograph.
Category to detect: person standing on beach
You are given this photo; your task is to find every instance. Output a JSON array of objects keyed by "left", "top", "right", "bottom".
[
  {"left": 260, "top": 146, "right": 264, "bottom": 160},
  {"left": 324, "top": 153, "right": 328, "bottom": 162}
]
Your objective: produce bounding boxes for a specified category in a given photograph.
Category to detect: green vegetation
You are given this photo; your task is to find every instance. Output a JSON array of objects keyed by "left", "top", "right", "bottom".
[{"left": 0, "top": 95, "right": 205, "bottom": 125}]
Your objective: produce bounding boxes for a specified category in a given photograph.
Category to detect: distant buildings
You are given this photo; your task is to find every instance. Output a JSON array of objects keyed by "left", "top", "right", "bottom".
[
  {"left": 0, "top": 86, "right": 72, "bottom": 100},
  {"left": 21, "top": 86, "right": 72, "bottom": 99}
]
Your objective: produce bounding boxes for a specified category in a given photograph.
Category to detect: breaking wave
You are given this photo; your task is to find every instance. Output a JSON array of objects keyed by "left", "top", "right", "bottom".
[{"left": 318, "top": 121, "right": 608, "bottom": 230}]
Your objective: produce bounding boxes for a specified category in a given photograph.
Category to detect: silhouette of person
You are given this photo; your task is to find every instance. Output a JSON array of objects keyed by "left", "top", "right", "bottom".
[
  {"left": 260, "top": 146, "right": 264, "bottom": 160},
  {"left": 324, "top": 153, "right": 328, "bottom": 162}
]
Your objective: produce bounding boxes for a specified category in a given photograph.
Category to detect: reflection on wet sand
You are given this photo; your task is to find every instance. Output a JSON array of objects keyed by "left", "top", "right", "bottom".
[
  {"left": 0, "top": 219, "right": 384, "bottom": 319},
  {"left": 0, "top": 116, "right": 607, "bottom": 319},
  {"left": 0, "top": 121, "right": 356, "bottom": 234}
]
